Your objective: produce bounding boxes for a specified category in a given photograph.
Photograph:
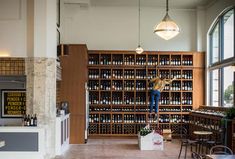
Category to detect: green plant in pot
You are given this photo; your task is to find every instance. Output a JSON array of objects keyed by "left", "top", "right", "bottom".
[{"left": 225, "top": 107, "right": 235, "bottom": 119}]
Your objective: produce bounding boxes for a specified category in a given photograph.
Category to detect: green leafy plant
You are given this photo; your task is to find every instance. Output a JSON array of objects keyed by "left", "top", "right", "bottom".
[
  {"left": 225, "top": 107, "right": 235, "bottom": 119},
  {"left": 139, "top": 127, "right": 152, "bottom": 136}
]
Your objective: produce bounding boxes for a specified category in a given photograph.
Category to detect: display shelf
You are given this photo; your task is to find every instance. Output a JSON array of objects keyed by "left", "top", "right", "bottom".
[
  {"left": 88, "top": 51, "right": 205, "bottom": 136},
  {"left": 189, "top": 106, "right": 233, "bottom": 151}
]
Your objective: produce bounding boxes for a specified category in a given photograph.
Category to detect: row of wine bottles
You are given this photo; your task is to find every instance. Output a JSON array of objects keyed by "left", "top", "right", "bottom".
[
  {"left": 89, "top": 95, "right": 193, "bottom": 105},
  {"left": 191, "top": 109, "right": 225, "bottom": 117},
  {"left": 89, "top": 107, "right": 192, "bottom": 112},
  {"left": 89, "top": 70, "right": 193, "bottom": 79},
  {"left": 89, "top": 124, "right": 164, "bottom": 135},
  {"left": 88, "top": 81, "right": 193, "bottom": 91},
  {"left": 22, "top": 114, "right": 37, "bottom": 126},
  {"left": 88, "top": 55, "right": 193, "bottom": 66},
  {"left": 89, "top": 114, "right": 189, "bottom": 124}
]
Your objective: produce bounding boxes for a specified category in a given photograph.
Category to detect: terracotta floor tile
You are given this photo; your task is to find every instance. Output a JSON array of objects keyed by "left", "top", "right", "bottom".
[{"left": 55, "top": 138, "right": 194, "bottom": 159}]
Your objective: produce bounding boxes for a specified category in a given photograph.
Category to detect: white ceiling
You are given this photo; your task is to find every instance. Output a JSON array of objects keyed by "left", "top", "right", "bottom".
[{"left": 87, "top": 0, "right": 217, "bottom": 9}]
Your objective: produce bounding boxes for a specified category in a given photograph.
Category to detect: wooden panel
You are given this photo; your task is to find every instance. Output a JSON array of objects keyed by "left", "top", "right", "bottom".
[
  {"left": 69, "top": 114, "right": 85, "bottom": 144},
  {"left": 193, "top": 52, "right": 205, "bottom": 68},
  {"left": 193, "top": 68, "right": 205, "bottom": 109},
  {"left": 193, "top": 52, "right": 205, "bottom": 110},
  {"left": 60, "top": 44, "right": 88, "bottom": 144}
]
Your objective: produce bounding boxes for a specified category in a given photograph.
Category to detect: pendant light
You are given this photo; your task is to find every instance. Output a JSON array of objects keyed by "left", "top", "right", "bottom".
[
  {"left": 136, "top": 0, "right": 144, "bottom": 54},
  {"left": 153, "top": 0, "right": 180, "bottom": 40}
]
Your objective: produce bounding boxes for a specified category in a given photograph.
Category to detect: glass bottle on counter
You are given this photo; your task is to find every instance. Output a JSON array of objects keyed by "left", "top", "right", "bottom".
[
  {"left": 22, "top": 114, "right": 38, "bottom": 127},
  {"left": 33, "top": 114, "right": 37, "bottom": 126}
]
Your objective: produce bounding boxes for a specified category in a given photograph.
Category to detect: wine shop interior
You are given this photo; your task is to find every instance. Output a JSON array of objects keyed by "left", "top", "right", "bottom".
[{"left": 0, "top": 0, "right": 235, "bottom": 159}]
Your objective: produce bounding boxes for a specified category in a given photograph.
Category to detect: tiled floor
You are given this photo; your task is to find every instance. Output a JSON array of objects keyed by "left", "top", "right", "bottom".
[{"left": 55, "top": 138, "right": 193, "bottom": 159}]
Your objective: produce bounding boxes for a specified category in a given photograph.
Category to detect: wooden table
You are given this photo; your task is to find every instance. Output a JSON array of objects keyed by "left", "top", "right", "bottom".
[
  {"left": 193, "top": 131, "right": 213, "bottom": 135},
  {"left": 206, "top": 155, "right": 235, "bottom": 159}
]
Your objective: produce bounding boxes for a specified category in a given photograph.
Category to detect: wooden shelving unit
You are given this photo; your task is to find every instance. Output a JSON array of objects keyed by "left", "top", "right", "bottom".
[{"left": 87, "top": 51, "right": 205, "bottom": 136}]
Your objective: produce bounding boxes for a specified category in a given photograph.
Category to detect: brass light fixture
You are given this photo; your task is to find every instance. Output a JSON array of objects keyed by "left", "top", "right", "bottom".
[
  {"left": 136, "top": 0, "right": 144, "bottom": 54},
  {"left": 154, "top": 0, "right": 180, "bottom": 40}
]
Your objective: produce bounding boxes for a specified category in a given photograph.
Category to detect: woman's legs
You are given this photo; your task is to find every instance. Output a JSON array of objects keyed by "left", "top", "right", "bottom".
[
  {"left": 155, "top": 90, "right": 161, "bottom": 113},
  {"left": 150, "top": 90, "right": 161, "bottom": 113},
  {"left": 150, "top": 90, "right": 155, "bottom": 113}
]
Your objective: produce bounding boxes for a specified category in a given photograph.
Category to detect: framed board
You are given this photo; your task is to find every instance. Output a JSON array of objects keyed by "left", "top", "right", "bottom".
[{"left": 1, "top": 90, "right": 26, "bottom": 118}]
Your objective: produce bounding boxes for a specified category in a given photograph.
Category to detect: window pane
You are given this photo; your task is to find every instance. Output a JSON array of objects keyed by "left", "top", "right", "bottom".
[
  {"left": 223, "top": 66, "right": 234, "bottom": 107},
  {"left": 223, "top": 9, "right": 234, "bottom": 59},
  {"left": 211, "top": 70, "right": 219, "bottom": 106},
  {"left": 211, "top": 24, "right": 219, "bottom": 64}
]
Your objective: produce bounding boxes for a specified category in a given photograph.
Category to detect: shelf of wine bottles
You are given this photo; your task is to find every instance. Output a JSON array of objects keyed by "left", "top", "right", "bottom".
[
  {"left": 88, "top": 53, "right": 193, "bottom": 67},
  {"left": 89, "top": 113, "right": 190, "bottom": 124},
  {"left": 89, "top": 92, "right": 193, "bottom": 106},
  {"left": 88, "top": 113, "right": 190, "bottom": 135},
  {"left": 87, "top": 51, "right": 204, "bottom": 136}
]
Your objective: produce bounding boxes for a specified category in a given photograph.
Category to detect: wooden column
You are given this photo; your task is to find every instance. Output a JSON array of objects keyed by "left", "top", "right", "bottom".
[{"left": 60, "top": 44, "right": 88, "bottom": 144}]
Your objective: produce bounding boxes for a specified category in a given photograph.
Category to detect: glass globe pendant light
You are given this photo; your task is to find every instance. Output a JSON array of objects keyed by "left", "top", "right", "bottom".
[
  {"left": 136, "top": 0, "right": 144, "bottom": 54},
  {"left": 154, "top": 0, "right": 180, "bottom": 40}
]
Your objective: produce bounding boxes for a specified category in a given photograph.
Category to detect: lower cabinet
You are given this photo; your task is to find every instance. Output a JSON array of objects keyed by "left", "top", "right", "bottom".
[{"left": 55, "top": 113, "right": 70, "bottom": 155}]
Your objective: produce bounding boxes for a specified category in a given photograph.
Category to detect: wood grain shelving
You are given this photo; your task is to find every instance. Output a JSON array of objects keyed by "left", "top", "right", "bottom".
[{"left": 87, "top": 51, "right": 205, "bottom": 136}]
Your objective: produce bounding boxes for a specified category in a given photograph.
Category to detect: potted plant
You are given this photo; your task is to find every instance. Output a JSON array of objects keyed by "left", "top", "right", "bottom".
[{"left": 225, "top": 107, "right": 235, "bottom": 119}]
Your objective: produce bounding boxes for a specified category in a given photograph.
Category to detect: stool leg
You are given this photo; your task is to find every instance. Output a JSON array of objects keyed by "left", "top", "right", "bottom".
[
  {"left": 184, "top": 145, "right": 188, "bottom": 159},
  {"left": 178, "top": 143, "right": 183, "bottom": 159}
]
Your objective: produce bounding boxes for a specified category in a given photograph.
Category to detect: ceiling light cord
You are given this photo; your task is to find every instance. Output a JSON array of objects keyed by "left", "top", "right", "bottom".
[
  {"left": 166, "top": 0, "right": 168, "bottom": 13},
  {"left": 136, "top": 0, "right": 143, "bottom": 54},
  {"left": 138, "top": 0, "right": 140, "bottom": 47}
]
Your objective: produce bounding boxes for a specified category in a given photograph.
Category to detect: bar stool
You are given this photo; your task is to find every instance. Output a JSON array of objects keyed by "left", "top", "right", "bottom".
[
  {"left": 178, "top": 127, "right": 198, "bottom": 159},
  {"left": 192, "top": 151, "right": 203, "bottom": 159},
  {"left": 193, "top": 130, "right": 212, "bottom": 154},
  {"left": 209, "top": 145, "right": 233, "bottom": 155}
]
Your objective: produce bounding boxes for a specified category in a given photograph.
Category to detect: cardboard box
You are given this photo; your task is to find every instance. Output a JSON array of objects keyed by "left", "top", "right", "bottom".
[
  {"left": 138, "top": 131, "right": 164, "bottom": 150},
  {"left": 163, "top": 129, "right": 172, "bottom": 141}
]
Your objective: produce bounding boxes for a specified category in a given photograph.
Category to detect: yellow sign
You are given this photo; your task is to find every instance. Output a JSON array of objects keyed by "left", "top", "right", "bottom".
[{"left": 2, "top": 90, "right": 26, "bottom": 117}]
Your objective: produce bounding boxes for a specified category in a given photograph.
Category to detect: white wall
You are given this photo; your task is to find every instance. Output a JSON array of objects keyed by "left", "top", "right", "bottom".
[
  {"left": 196, "top": 6, "right": 206, "bottom": 52},
  {"left": 0, "top": 0, "right": 57, "bottom": 58},
  {"left": 62, "top": 4, "right": 197, "bottom": 51},
  {"left": 34, "top": 0, "right": 57, "bottom": 58},
  {"left": 0, "top": 0, "right": 27, "bottom": 57}
]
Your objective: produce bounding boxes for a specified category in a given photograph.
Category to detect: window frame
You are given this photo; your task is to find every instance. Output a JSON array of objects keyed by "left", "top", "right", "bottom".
[{"left": 208, "top": 6, "right": 235, "bottom": 107}]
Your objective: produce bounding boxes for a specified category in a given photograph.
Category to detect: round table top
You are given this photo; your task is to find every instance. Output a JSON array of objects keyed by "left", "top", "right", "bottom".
[
  {"left": 193, "top": 131, "right": 213, "bottom": 135},
  {"left": 206, "top": 155, "right": 235, "bottom": 159}
]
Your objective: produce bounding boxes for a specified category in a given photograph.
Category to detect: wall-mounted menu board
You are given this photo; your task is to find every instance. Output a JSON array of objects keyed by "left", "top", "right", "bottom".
[{"left": 1, "top": 90, "right": 26, "bottom": 118}]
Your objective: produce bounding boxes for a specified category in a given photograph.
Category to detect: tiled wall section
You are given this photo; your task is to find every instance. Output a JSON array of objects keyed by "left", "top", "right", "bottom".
[
  {"left": 56, "top": 81, "right": 61, "bottom": 105},
  {"left": 0, "top": 58, "right": 25, "bottom": 75}
]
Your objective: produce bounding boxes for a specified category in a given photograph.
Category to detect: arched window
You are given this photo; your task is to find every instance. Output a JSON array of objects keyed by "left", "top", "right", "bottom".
[{"left": 208, "top": 7, "right": 235, "bottom": 107}]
